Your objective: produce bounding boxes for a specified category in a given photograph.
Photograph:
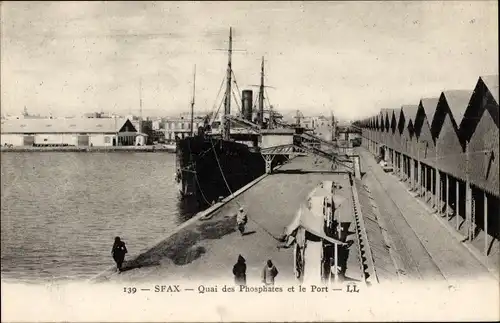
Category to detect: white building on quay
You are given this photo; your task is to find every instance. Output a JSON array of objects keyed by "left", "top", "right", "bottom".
[{"left": 1, "top": 117, "right": 142, "bottom": 147}]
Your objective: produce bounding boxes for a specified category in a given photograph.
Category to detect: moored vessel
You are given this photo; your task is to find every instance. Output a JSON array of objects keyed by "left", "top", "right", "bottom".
[{"left": 175, "top": 27, "right": 284, "bottom": 206}]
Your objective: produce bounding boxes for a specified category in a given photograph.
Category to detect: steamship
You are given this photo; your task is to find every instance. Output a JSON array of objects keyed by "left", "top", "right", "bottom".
[{"left": 175, "top": 28, "right": 284, "bottom": 206}]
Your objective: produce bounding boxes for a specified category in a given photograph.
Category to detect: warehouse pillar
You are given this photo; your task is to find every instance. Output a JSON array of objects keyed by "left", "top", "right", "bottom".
[
  {"left": 400, "top": 154, "right": 403, "bottom": 179},
  {"left": 484, "top": 192, "right": 488, "bottom": 255},
  {"left": 409, "top": 158, "right": 413, "bottom": 188},
  {"left": 399, "top": 154, "right": 402, "bottom": 178},
  {"left": 398, "top": 154, "right": 402, "bottom": 178},
  {"left": 407, "top": 158, "right": 410, "bottom": 184},
  {"left": 416, "top": 148, "right": 421, "bottom": 194},
  {"left": 400, "top": 155, "right": 403, "bottom": 178},
  {"left": 465, "top": 142, "right": 473, "bottom": 240},
  {"left": 423, "top": 165, "right": 427, "bottom": 200},
  {"left": 417, "top": 159, "right": 422, "bottom": 195},
  {"left": 413, "top": 160, "right": 420, "bottom": 191},
  {"left": 455, "top": 180, "right": 460, "bottom": 230},
  {"left": 465, "top": 184, "right": 472, "bottom": 240},
  {"left": 406, "top": 157, "right": 410, "bottom": 184},
  {"left": 445, "top": 174, "right": 449, "bottom": 220},
  {"left": 430, "top": 168, "right": 434, "bottom": 206},
  {"left": 403, "top": 156, "right": 406, "bottom": 180},
  {"left": 436, "top": 169, "right": 441, "bottom": 214},
  {"left": 405, "top": 156, "right": 409, "bottom": 181}
]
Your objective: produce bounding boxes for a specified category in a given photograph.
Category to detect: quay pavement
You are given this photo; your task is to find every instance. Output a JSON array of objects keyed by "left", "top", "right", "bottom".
[{"left": 95, "top": 156, "right": 355, "bottom": 285}]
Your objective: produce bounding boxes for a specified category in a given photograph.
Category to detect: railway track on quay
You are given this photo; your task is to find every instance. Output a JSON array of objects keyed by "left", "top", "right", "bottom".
[
  {"left": 358, "top": 149, "right": 492, "bottom": 286},
  {"left": 348, "top": 172, "right": 379, "bottom": 286}
]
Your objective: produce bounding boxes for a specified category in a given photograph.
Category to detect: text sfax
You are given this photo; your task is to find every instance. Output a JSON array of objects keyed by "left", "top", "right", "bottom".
[{"left": 154, "top": 285, "right": 181, "bottom": 292}]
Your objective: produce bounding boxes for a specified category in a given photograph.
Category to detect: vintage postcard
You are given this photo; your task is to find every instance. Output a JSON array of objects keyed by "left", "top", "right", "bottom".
[{"left": 1, "top": 1, "right": 498, "bottom": 322}]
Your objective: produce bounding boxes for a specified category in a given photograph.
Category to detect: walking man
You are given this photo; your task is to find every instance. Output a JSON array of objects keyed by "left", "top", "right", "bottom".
[
  {"left": 232, "top": 255, "right": 247, "bottom": 286},
  {"left": 236, "top": 207, "right": 248, "bottom": 236},
  {"left": 111, "top": 236, "right": 128, "bottom": 272}
]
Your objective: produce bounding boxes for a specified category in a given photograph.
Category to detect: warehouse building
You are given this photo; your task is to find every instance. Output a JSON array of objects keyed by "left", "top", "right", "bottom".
[
  {"left": 354, "top": 74, "right": 499, "bottom": 261},
  {"left": 1, "top": 117, "right": 139, "bottom": 147}
]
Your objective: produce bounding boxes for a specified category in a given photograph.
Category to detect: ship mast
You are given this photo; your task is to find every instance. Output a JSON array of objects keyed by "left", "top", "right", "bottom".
[
  {"left": 259, "top": 56, "right": 265, "bottom": 128},
  {"left": 139, "top": 77, "right": 143, "bottom": 122},
  {"left": 190, "top": 64, "right": 196, "bottom": 137},
  {"left": 222, "top": 27, "right": 233, "bottom": 141},
  {"left": 331, "top": 111, "right": 335, "bottom": 141}
]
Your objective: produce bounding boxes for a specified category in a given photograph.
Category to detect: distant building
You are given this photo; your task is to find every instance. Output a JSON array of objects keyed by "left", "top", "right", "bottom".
[
  {"left": 1, "top": 117, "right": 140, "bottom": 147},
  {"left": 152, "top": 120, "right": 161, "bottom": 130},
  {"left": 301, "top": 115, "right": 335, "bottom": 141},
  {"left": 83, "top": 112, "right": 113, "bottom": 118},
  {"left": 164, "top": 116, "right": 206, "bottom": 141}
]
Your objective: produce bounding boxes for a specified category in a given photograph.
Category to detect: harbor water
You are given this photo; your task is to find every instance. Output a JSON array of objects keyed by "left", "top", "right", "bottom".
[{"left": 1, "top": 152, "right": 198, "bottom": 283}]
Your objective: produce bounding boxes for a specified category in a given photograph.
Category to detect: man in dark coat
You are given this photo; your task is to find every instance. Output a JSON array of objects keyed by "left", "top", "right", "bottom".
[
  {"left": 112, "top": 236, "right": 128, "bottom": 272},
  {"left": 232, "top": 255, "right": 247, "bottom": 286}
]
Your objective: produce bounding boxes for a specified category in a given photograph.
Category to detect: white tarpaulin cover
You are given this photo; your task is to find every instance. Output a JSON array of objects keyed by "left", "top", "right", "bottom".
[
  {"left": 285, "top": 205, "right": 346, "bottom": 246},
  {"left": 308, "top": 185, "right": 346, "bottom": 210},
  {"left": 308, "top": 186, "right": 331, "bottom": 198}
]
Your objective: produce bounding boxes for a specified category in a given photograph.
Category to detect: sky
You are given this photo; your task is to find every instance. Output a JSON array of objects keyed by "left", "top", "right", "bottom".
[{"left": 1, "top": 1, "right": 498, "bottom": 121}]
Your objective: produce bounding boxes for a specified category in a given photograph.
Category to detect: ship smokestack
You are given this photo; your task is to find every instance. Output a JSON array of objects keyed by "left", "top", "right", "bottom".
[{"left": 242, "top": 90, "right": 253, "bottom": 121}]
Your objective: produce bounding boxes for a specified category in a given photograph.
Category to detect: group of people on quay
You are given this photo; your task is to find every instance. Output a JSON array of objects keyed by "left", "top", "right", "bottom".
[
  {"left": 232, "top": 255, "right": 279, "bottom": 286},
  {"left": 233, "top": 207, "right": 280, "bottom": 286}
]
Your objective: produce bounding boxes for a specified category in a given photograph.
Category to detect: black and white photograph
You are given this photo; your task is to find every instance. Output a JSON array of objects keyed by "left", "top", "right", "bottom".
[{"left": 1, "top": 1, "right": 498, "bottom": 321}]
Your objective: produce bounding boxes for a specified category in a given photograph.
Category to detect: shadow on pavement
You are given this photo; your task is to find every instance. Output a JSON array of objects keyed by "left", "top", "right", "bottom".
[{"left": 122, "top": 215, "right": 237, "bottom": 271}]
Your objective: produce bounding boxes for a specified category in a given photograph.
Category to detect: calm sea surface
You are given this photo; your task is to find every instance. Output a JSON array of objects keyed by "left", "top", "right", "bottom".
[{"left": 1, "top": 152, "right": 199, "bottom": 283}]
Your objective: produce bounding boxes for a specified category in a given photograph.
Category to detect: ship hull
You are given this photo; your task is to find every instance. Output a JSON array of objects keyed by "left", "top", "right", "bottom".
[{"left": 176, "top": 135, "right": 284, "bottom": 207}]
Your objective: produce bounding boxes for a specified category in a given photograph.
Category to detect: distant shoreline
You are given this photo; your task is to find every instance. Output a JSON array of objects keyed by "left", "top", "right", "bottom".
[{"left": 0, "top": 145, "right": 176, "bottom": 153}]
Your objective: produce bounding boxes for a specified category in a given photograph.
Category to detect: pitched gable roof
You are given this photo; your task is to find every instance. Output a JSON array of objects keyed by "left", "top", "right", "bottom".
[
  {"left": 420, "top": 97, "right": 440, "bottom": 123},
  {"left": 380, "top": 109, "right": 389, "bottom": 131},
  {"left": 413, "top": 97, "right": 439, "bottom": 138},
  {"left": 480, "top": 75, "right": 499, "bottom": 104},
  {"left": 442, "top": 90, "right": 473, "bottom": 126},
  {"left": 401, "top": 105, "right": 419, "bottom": 125}
]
